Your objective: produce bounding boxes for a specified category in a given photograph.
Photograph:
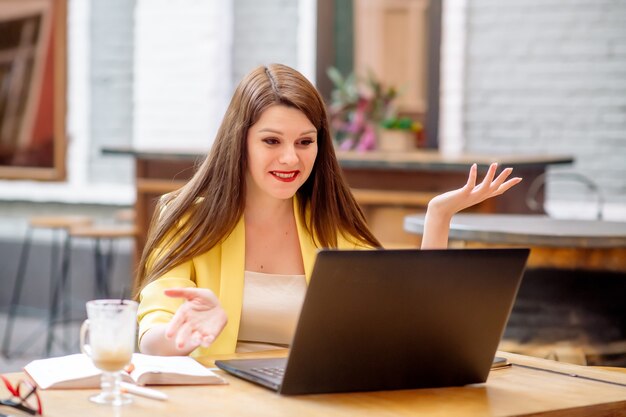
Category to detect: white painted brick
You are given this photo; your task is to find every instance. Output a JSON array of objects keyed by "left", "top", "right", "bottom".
[
  {"left": 134, "top": 0, "right": 233, "bottom": 150},
  {"left": 602, "top": 112, "right": 626, "bottom": 124},
  {"left": 88, "top": 0, "right": 135, "bottom": 186},
  {"left": 464, "top": 0, "right": 626, "bottom": 204},
  {"left": 232, "top": 0, "right": 298, "bottom": 84},
  {"left": 613, "top": 41, "right": 626, "bottom": 55},
  {"left": 440, "top": 0, "right": 467, "bottom": 157}
]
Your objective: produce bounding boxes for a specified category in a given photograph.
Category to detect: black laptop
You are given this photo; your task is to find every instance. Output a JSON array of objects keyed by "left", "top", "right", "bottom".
[{"left": 216, "top": 248, "right": 529, "bottom": 395}]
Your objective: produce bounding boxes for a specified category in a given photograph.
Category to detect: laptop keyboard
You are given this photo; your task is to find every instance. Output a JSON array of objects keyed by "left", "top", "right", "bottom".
[{"left": 251, "top": 366, "right": 285, "bottom": 379}]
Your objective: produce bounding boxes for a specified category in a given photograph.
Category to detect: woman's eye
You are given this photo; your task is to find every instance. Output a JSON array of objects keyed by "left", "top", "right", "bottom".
[
  {"left": 299, "top": 138, "right": 315, "bottom": 146},
  {"left": 262, "top": 138, "right": 279, "bottom": 145}
]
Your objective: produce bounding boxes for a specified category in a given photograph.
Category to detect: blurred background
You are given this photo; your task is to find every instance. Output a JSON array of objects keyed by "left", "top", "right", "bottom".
[{"left": 1, "top": 0, "right": 625, "bottom": 371}]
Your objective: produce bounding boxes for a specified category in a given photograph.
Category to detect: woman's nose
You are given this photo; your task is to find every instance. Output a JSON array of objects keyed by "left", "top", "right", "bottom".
[{"left": 279, "top": 145, "right": 298, "bottom": 165}]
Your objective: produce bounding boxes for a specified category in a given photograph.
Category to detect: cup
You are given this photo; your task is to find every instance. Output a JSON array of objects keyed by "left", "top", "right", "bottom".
[{"left": 80, "top": 299, "right": 138, "bottom": 406}]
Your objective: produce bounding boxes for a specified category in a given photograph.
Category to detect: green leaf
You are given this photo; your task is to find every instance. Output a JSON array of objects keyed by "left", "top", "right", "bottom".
[{"left": 326, "top": 67, "right": 344, "bottom": 88}]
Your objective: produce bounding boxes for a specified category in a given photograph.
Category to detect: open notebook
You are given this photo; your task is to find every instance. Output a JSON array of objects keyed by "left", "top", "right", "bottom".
[{"left": 216, "top": 248, "right": 529, "bottom": 395}]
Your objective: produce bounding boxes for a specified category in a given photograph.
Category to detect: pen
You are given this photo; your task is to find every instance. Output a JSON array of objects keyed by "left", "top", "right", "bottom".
[{"left": 119, "top": 382, "right": 169, "bottom": 401}]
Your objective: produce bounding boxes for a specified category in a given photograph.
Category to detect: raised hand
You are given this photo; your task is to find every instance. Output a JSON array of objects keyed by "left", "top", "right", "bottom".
[
  {"left": 421, "top": 163, "right": 522, "bottom": 249},
  {"left": 428, "top": 163, "right": 522, "bottom": 217},
  {"left": 163, "top": 287, "right": 228, "bottom": 351}
]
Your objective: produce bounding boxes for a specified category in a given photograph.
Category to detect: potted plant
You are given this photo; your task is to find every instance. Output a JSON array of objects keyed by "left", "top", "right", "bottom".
[
  {"left": 327, "top": 67, "right": 422, "bottom": 152},
  {"left": 327, "top": 67, "right": 397, "bottom": 151},
  {"left": 378, "top": 117, "right": 423, "bottom": 152}
]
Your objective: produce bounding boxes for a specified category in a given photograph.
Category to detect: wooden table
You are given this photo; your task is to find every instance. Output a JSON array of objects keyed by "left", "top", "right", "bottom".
[
  {"left": 404, "top": 214, "right": 626, "bottom": 273},
  {"left": 102, "top": 147, "right": 573, "bottom": 253},
  {"left": 404, "top": 214, "right": 626, "bottom": 365},
  {"left": 4, "top": 351, "right": 626, "bottom": 417}
]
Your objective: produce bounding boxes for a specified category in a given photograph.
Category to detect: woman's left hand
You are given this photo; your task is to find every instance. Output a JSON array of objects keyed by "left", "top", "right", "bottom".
[
  {"left": 428, "top": 162, "right": 522, "bottom": 218},
  {"left": 420, "top": 163, "right": 522, "bottom": 249}
]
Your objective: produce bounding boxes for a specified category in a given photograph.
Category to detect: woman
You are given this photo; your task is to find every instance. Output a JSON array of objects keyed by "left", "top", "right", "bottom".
[{"left": 136, "top": 64, "right": 521, "bottom": 357}]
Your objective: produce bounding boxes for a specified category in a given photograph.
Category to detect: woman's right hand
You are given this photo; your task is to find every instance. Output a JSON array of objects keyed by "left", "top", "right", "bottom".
[{"left": 163, "top": 287, "right": 228, "bottom": 351}]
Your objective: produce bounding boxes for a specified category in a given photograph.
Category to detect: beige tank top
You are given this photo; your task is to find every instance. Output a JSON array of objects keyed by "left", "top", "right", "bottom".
[{"left": 236, "top": 270, "right": 307, "bottom": 353}]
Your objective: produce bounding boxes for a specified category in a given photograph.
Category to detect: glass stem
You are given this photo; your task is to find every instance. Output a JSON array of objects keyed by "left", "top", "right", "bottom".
[{"left": 100, "top": 371, "right": 122, "bottom": 401}]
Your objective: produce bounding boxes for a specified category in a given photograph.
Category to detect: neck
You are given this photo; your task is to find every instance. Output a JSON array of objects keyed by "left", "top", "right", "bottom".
[{"left": 244, "top": 195, "right": 295, "bottom": 225}]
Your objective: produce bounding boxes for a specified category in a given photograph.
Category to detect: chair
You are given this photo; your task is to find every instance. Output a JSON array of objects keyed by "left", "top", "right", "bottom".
[
  {"left": 2, "top": 216, "right": 92, "bottom": 358},
  {"left": 113, "top": 208, "right": 136, "bottom": 224},
  {"left": 2, "top": 211, "right": 137, "bottom": 358},
  {"left": 45, "top": 215, "right": 137, "bottom": 355},
  {"left": 66, "top": 223, "right": 137, "bottom": 300},
  {"left": 526, "top": 171, "right": 605, "bottom": 220}
]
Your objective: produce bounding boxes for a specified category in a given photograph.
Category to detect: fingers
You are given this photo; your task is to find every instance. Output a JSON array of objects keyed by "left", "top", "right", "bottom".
[
  {"left": 166, "top": 310, "right": 219, "bottom": 350},
  {"left": 178, "top": 320, "right": 221, "bottom": 349},
  {"left": 475, "top": 163, "right": 522, "bottom": 195},
  {"left": 465, "top": 163, "right": 478, "bottom": 189},
  {"left": 466, "top": 163, "right": 522, "bottom": 199},
  {"left": 165, "top": 287, "right": 220, "bottom": 307},
  {"left": 165, "top": 307, "right": 188, "bottom": 340},
  {"left": 429, "top": 163, "right": 522, "bottom": 217},
  {"left": 493, "top": 167, "right": 512, "bottom": 182},
  {"left": 485, "top": 164, "right": 521, "bottom": 196},
  {"left": 493, "top": 177, "right": 523, "bottom": 195},
  {"left": 200, "top": 334, "right": 216, "bottom": 348},
  {"left": 164, "top": 287, "right": 202, "bottom": 301},
  {"left": 163, "top": 288, "right": 228, "bottom": 351},
  {"left": 490, "top": 167, "right": 513, "bottom": 191},
  {"left": 476, "top": 162, "right": 498, "bottom": 191},
  {"left": 190, "top": 330, "right": 217, "bottom": 347},
  {"left": 167, "top": 314, "right": 220, "bottom": 350},
  {"left": 191, "top": 330, "right": 203, "bottom": 346},
  {"left": 176, "top": 321, "right": 196, "bottom": 350}
]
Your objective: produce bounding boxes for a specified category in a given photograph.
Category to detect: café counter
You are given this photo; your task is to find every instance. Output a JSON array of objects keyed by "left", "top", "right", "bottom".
[{"left": 103, "top": 147, "right": 573, "bottom": 252}]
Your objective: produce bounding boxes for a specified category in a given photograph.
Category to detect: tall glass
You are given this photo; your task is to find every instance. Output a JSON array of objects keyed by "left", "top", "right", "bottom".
[{"left": 80, "top": 299, "right": 138, "bottom": 406}]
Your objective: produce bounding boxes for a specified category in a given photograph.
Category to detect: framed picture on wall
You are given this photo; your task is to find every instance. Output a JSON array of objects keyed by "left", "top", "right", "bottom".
[{"left": 0, "top": 0, "right": 66, "bottom": 180}]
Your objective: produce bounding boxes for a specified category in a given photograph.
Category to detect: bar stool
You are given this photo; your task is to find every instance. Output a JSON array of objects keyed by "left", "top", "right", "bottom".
[
  {"left": 38, "top": 221, "right": 137, "bottom": 355},
  {"left": 52, "top": 208, "right": 136, "bottom": 350},
  {"left": 66, "top": 223, "right": 138, "bottom": 301},
  {"left": 2, "top": 216, "right": 92, "bottom": 358},
  {"left": 114, "top": 208, "right": 136, "bottom": 224}
]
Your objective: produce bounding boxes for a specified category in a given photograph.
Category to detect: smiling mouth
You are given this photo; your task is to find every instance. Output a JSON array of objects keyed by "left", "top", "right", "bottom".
[{"left": 271, "top": 171, "right": 299, "bottom": 180}]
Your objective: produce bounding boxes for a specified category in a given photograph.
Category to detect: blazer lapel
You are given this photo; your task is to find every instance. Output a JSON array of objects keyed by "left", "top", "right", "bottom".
[
  {"left": 294, "top": 197, "right": 318, "bottom": 284},
  {"left": 214, "top": 216, "right": 246, "bottom": 354}
]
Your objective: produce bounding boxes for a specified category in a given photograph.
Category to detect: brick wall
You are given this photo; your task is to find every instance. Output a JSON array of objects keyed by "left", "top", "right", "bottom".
[
  {"left": 0, "top": 0, "right": 301, "bottom": 203},
  {"left": 133, "top": 0, "right": 233, "bottom": 150},
  {"left": 439, "top": 0, "right": 468, "bottom": 154},
  {"left": 464, "top": 0, "right": 626, "bottom": 208},
  {"left": 89, "top": 0, "right": 135, "bottom": 185},
  {"left": 233, "top": 0, "right": 299, "bottom": 84}
]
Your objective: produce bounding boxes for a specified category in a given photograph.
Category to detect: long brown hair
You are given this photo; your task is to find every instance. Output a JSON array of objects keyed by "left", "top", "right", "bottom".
[{"left": 135, "top": 63, "right": 380, "bottom": 295}]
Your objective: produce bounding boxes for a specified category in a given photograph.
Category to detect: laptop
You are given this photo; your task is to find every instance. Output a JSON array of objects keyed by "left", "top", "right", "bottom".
[{"left": 216, "top": 248, "right": 529, "bottom": 395}]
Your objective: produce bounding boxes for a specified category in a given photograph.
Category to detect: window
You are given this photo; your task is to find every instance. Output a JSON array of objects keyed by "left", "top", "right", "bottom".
[
  {"left": 0, "top": 0, "right": 66, "bottom": 180},
  {"left": 316, "top": 0, "right": 441, "bottom": 147}
]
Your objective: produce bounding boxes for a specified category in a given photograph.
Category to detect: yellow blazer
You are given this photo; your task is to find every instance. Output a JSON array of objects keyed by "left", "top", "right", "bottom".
[{"left": 137, "top": 198, "right": 367, "bottom": 357}]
